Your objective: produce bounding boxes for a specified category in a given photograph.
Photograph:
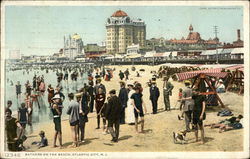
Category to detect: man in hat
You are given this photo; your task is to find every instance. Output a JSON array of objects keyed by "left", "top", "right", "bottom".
[
  {"left": 105, "top": 89, "right": 122, "bottom": 142},
  {"left": 118, "top": 81, "right": 128, "bottom": 124},
  {"left": 163, "top": 76, "right": 174, "bottom": 111},
  {"left": 181, "top": 80, "right": 194, "bottom": 132},
  {"left": 124, "top": 68, "right": 130, "bottom": 81},
  {"left": 78, "top": 89, "right": 90, "bottom": 143},
  {"left": 94, "top": 78, "right": 106, "bottom": 95},
  {"left": 150, "top": 80, "right": 160, "bottom": 114},
  {"left": 51, "top": 94, "right": 63, "bottom": 148}
]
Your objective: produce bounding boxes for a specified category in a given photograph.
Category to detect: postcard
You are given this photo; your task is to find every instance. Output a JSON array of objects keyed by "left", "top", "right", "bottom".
[{"left": 1, "top": 1, "right": 249, "bottom": 159}]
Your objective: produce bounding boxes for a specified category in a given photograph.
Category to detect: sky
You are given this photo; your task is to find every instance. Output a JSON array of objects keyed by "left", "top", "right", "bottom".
[{"left": 4, "top": 5, "right": 243, "bottom": 56}]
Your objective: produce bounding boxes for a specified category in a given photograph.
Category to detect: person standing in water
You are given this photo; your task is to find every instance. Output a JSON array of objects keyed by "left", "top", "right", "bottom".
[
  {"left": 17, "top": 103, "right": 28, "bottom": 137},
  {"left": 47, "top": 84, "right": 54, "bottom": 108},
  {"left": 16, "top": 81, "right": 22, "bottom": 99}
]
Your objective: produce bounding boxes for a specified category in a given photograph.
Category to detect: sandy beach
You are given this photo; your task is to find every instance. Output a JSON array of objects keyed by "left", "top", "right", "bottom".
[{"left": 23, "top": 65, "right": 244, "bottom": 152}]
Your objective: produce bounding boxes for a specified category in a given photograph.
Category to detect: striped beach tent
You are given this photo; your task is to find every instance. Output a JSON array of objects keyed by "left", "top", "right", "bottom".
[
  {"left": 225, "top": 65, "right": 244, "bottom": 94},
  {"left": 175, "top": 68, "right": 228, "bottom": 81},
  {"left": 225, "top": 64, "right": 244, "bottom": 71},
  {"left": 175, "top": 68, "right": 228, "bottom": 108}
]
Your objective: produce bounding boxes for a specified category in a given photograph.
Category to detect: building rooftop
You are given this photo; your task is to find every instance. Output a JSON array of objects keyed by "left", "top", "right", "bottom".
[
  {"left": 112, "top": 10, "right": 128, "bottom": 17},
  {"left": 72, "top": 33, "right": 81, "bottom": 40}
]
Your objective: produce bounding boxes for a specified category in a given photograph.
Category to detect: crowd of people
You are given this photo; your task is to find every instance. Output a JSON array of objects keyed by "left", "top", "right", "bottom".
[{"left": 4, "top": 64, "right": 244, "bottom": 151}]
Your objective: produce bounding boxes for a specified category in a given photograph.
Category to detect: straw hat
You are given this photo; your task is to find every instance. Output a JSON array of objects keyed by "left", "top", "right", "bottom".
[
  {"left": 151, "top": 80, "right": 156, "bottom": 84},
  {"left": 219, "top": 79, "right": 223, "bottom": 83},
  {"left": 127, "top": 81, "right": 134, "bottom": 87},
  {"left": 52, "top": 94, "right": 61, "bottom": 100},
  {"left": 119, "top": 81, "right": 125, "bottom": 85},
  {"left": 96, "top": 78, "right": 102, "bottom": 82},
  {"left": 184, "top": 80, "right": 191, "bottom": 85}
]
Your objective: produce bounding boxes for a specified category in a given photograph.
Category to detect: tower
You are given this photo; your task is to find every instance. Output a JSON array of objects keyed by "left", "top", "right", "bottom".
[{"left": 189, "top": 24, "right": 193, "bottom": 32}]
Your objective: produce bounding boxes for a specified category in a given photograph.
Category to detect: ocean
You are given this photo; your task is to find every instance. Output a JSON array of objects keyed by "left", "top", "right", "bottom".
[{"left": 4, "top": 67, "right": 89, "bottom": 127}]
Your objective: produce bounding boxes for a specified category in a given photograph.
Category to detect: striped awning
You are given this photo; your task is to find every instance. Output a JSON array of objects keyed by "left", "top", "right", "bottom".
[
  {"left": 238, "top": 67, "right": 244, "bottom": 72},
  {"left": 175, "top": 68, "right": 228, "bottom": 81},
  {"left": 225, "top": 64, "right": 244, "bottom": 71}
]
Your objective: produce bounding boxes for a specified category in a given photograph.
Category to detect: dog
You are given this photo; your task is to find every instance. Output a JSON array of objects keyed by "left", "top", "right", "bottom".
[{"left": 173, "top": 131, "right": 187, "bottom": 144}]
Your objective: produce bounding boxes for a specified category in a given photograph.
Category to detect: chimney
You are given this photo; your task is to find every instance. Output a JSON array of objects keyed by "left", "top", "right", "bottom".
[{"left": 237, "top": 29, "right": 240, "bottom": 41}]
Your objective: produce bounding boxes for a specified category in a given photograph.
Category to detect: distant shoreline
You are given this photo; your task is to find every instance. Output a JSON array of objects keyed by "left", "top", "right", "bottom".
[{"left": 7, "top": 58, "right": 243, "bottom": 67}]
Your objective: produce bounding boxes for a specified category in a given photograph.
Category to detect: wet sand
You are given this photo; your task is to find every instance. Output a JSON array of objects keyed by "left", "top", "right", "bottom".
[{"left": 23, "top": 65, "right": 244, "bottom": 152}]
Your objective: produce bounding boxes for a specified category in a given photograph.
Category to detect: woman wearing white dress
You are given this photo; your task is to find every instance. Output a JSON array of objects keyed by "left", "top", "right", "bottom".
[{"left": 126, "top": 81, "right": 135, "bottom": 125}]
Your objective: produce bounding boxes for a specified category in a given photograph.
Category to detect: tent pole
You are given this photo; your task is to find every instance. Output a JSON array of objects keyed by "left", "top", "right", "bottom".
[{"left": 204, "top": 76, "right": 225, "bottom": 108}]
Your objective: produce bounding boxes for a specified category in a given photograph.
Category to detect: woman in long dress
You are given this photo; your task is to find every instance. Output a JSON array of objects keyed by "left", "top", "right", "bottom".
[{"left": 126, "top": 82, "right": 135, "bottom": 125}]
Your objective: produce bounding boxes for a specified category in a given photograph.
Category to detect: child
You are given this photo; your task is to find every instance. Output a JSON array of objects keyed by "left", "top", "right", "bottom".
[
  {"left": 32, "top": 131, "right": 48, "bottom": 148},
  {"left": 178, "top": 88, "right": 185, "bottom": 120}
]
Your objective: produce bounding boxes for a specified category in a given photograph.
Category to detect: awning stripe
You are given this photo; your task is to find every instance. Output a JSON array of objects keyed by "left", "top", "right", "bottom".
[
  {"left": 225, "top": 65, "right": 244, "bottom": 71},
  {"left": 175, "top": 68, "right": 228, "bottom": 81}
]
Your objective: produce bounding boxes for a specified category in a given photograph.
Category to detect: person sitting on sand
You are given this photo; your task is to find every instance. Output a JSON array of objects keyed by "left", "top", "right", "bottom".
[
  {"left": 216, "top": 79, "right": 225, "bottom": 93},
  {"left": 204, "top": 115, "right": 243, "bottom": 133},
  {"left": 131, "top": 86, "right": 147, "bottom": 133},
  {"left": 32, "top": 131, "right": 48, "bottom": 148}
]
